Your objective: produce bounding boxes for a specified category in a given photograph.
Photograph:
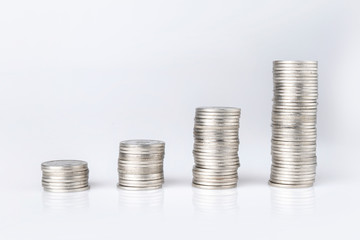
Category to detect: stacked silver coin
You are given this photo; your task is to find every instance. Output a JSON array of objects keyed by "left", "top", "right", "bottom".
[
  {"left": 269, "top": 60, "right": 318, "bottom": 188},
  {"left": 41, "top": 160, "right": 89, "bottom": 192},
  {"left": 118, "top": 140, "right": 165, "bottom": 190},
  {"left": 192, "top": 107, "right": 241, "bottom": 189}
]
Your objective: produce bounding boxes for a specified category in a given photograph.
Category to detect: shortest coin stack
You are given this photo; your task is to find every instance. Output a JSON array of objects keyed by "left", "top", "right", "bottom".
[
  {"left": 41, "top": 160, "right": 90, "bottom": 192},
  {"left": 118, "top": 140, "right": 165, "bottom": 190}
]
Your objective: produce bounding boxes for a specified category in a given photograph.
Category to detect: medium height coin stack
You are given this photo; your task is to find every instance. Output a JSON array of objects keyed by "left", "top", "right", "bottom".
[
  {"left": 41, "top": 160, "right": 90, "bottom": 192},
  {"left": 269, "top": 61, "right": 318, "bottom": 188},
  {"left": 192, "top": 107, "right": 241, "bottom": 189},
  {"left": 118, "top": 140, "right": 165, "bottom": 190}
]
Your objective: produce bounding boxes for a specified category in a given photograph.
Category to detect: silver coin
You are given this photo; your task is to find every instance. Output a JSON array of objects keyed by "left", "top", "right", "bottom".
[
  {"left": 194, "top": 142, "right": 239, "bottom": 147},
  {"left": 193, "top": 170, "right": 238, "bottom": 177},
  {"left": 193, "top": 168, "right": 238, "bottom": 176},
  {"left": 119, "top": 180, "right": 164, "bottom": 187},
  {"left": 193, "top": 179, "right": 238, "bottom": 186},
  {"left": 194, "top": 127, "right": 239, "bottom": 131},
  {"left": 43, "top": 186, "right": 90, "bottom": 192},
  {"left": 269, "top": 178, "right": 315, "bottom": 185},
  {"left": 195, "top": 117, "right": 240, "bottom": 121},
  {"left": 117, "top": 184, "right": 162, "bottom": 191},
  {"left": 42, "top": 181, "right": 89, "bottom": 188},
  {"left": 195, "top": 117, "right": 240, "bottom": 122},
  {"left": 194, "top": 121, "right": 240, "bottom": 125},
  {"left": 271, "top": 161, "right": 317, "bottom": 166},
  {"left": 119, "top": 150, "right": 164, "bottom": 155},
  {"left": 119, "top": 156, "right": 164, "bottom": 161},
  {"left": 192, "top": 178, "right": 238, "bottom": 185},
  {"left": 193, "top": 173, "right": 238, "bottom": 180},
  {"left": 119, "top": 153, "right": 164, "bottom": 159},
  {"left": 273, "top": 98, "right": 318, "bottom": 103},
  {"left": 270, "top": 172, "right": 316, "bottom": 178},
  {"left": 271, "top": 170, "right": 316, "bottom": 175},
  {"left": 120, "top": 139, "right": 165, "bottom": 147},
  {"left": 42, "top": 169, "right": 89, "bottom": 176},
  {"left": 273, "top": 67, "right": 318, "bottom": 71},
  {"left": 194, "top": 157, "right": 239, "bottom": 163},
  {"left": 273, "top": 73, "right": 317, "bottom": 77},
  {"left": 193, "top": 181, "right": 238, "bottom": 186},
  {"left": 273, "top": 60, "right": 317, "bottom": 64},
  {"left": 272, "top": 156, "right": 317, "bottom": 161},
  {"left": 271, "top": 162, "right": 317, "bottom": 168},
  {"left": 271, "top": 154, "right": 317, "bottom": 159},
  {"left": 119, "top": 170, "right": 163, "bottom": 176},
  {"left": 194, "top": 158, "right": 240, "bottom": 163},
  {"left": 41, "top": 160, "right": 88, "bottom": 171},
  {"left": 42, "top": 185, "right": 89, "bottom": 191},
  {"left": 42, "top": 174, "right": 89, "bottom": 179},
  {"left": 273, "top": 92, "right": 318, "bottom": 96},
  {"left": 42, "top": 177, "right": 89, "bottom": 183},
  {"left": 271, "top": 171, "right": 316, "bottom": 177},
  {"left": 270, "top": 176, "right": 316, "bottom": 182},
  {"left": 196, "top": 106, "right": 241, "bottom": 113},
  {"left": 193, "top": 166, "right": 239, "bottom": 170},
  {"left": 118, "top": 162, "right": 164, "bottom": 167},
  {"left": 119, "top": 174, "right": 163, "bottom": 181},
  {"left": 268, "top": 181, "right": 313, "bottom": 188},
  {"left": 194, "top": 129, "right": 239, "bottom": 134},
  {"left": 192, "top": 182, "right": 237, "bottom": 189},
  {"left": 271, "top": 145, "right": 316, "bottom": 150}
]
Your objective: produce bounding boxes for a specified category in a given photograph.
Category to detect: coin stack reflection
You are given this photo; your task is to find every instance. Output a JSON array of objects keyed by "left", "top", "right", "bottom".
[
  {"left": 118, "top": 189, "right": 164, "bottom": 214},
  {"left": 193, "top": 188, "right": 238, "bottom": 216},
  {"left": 41, "top": 160, "right": 89, "bottom": 192},
  {"left": 270, "top": 61, "right": 318, "bottom": 188},
  {"left": 270, "top": 187, "right": 315, "bottom": 216},
  {"left": 118, "top": 140, "right": 165, "bottom": 190},
  {"left": 192, "top": 107, "right": 241, "bottom": 189},
  {"left": 43, "top": 191, "right": 89, "bottom": 210}
]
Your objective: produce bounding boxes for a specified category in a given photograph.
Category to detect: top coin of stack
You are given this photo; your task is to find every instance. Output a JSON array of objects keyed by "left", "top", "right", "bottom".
[
  {"left": 269, "top": 60, "right": 318, "bottom": 188},
  {"left": 192, "top": 107, "right": 241, "bottom": 189},
  {"left": 41, "top": 160, "right": 90, "bottom": 192},
  {"left": 118, "top": 140, "right": 165, "bottom": 190}
]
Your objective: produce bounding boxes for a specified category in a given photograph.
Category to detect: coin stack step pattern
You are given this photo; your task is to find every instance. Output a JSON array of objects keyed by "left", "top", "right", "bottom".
[
  {"left": 41, "top": 160, "right": 90, "bottom": 192},
  {"left": 192, "top": 107, "right": 241, "bottom": 189},
  {"left": 118, "top": 140, "right": 165, "bottom": 190},
  {"left": 269, "top": 60, "right": 318, "bottom": 188}
]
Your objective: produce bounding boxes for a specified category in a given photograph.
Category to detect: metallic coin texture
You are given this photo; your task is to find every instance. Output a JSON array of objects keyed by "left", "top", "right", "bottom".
[
  {"left": 41, "top": 160, "right": 89, "bottom": 192},
  {"left": 269, "top": 60, "right": 318, "bottom": 188},
  {"left": 118, "top": 139, "right": 165, "bottom": 190},
  {"left": 192, "top": 107, "right": 241, "bottom": 189}
]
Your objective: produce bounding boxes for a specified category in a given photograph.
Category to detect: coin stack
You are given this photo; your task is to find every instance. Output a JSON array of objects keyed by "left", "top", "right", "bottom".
[
  {"left": 41, "top": 160, "right": 90, "bottom": 192},
  {"left": 118, "top": 140, "right": 165, "bottom": 190},
  {"left": 192, "top": 107, "right": 241, "bottom": 189},
  {"left": 269, "top": 60, "right": 318, "bottom": 188}
]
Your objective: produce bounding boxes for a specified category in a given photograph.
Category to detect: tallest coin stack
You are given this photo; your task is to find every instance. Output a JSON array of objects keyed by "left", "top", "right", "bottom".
[{"left": 269, "top": 61, "right": 318, "bottom": 188}]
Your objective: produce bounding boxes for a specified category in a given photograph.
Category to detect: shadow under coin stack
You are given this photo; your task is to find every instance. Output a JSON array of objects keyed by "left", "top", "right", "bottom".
[
  {"left": 192, "top": 107, "right": 241, "bottom": 189},
  {"left": 41, "top": 160, "right": 90, "bottom": 192},
  {"left": 269, "top": 60, "right": 318, "bottom": 188},
  {"left": 118, "top": 140, "right": 165, "bottom": 190}
]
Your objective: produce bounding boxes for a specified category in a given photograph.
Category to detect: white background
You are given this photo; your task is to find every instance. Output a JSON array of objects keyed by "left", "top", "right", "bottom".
[{"left": 0, "top": 0, "right": 359, "bottom": 239}]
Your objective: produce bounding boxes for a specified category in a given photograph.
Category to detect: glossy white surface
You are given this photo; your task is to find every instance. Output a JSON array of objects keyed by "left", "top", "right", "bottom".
[
  {"left": 1, "top": 144, "right": 359, "bottom": 239},
  {"left": 1, "top": 180, "right": 359, "bottom": 240}
]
